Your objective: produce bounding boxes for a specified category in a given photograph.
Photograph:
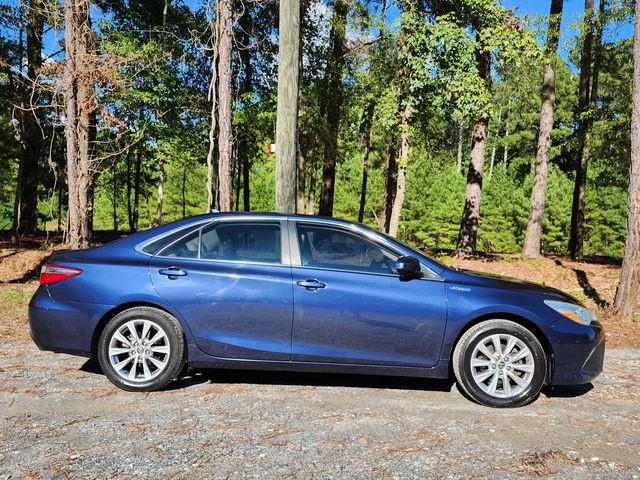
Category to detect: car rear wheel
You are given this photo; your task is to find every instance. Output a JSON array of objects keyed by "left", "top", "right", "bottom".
[
  {"left": 453, "top": 319, "right": 546, "bottom": 408},
  {"left": 97, "top": 307, "right": 186, "bottom": 391}
]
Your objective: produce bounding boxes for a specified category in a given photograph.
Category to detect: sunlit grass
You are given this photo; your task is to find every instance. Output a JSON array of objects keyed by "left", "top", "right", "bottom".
[{"left": 0, "top": 285, "right": 36, "bottom": 339}]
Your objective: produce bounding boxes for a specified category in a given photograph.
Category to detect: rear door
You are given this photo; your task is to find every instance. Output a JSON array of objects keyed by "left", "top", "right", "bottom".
[
  {"left": 290, "top": 221, "right": 447, "bottom": 367},
  {"left": 149, "top": 220, "right": 293, "bottom": 361}
]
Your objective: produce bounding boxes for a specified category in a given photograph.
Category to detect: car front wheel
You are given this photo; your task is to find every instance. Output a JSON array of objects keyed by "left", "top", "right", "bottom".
[
  {"left": 453, "top": 319, "right": 547, "bottom": 408},
  {"left": 97, "top": 307, "right": 186, "bottom": 391}
]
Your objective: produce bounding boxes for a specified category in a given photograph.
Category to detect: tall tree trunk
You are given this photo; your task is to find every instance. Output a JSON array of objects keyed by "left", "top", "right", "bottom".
[
  {"left": 13, "top": 0, "right": 45, "bottom": 236},
  {"left": 502, "top": 123, "right": 509, "bottom": 166},
  {"left": 456, "top": 44, "right": 491, "bottom": 256},
  {"left": 154, "top": 158, "right": 163, "bottom": 226},
  {"left": 569, "top": 0, "right": 595, "bottom": 260},
  {"left": 275, "top": 0, "right": 300, "bottom": 214},
  {"left": 456, "top": 122, "right": 464, "bottom": 174},
  {"left": 217, "top": 0, "right": 233, "bottom": 211},
  {"left": 457, "top": 119, "right": 489, "bottom": 255},
  {"left": 357, "top": 128, "right": 372, "bottom": 224},
  {"left": 112, "top": 166, "right": 118, "bottom": 231},
  {"left": 126, "top": 148, "right": 133, "bottom": 231},
  {"left": 489, "top": 139, "right": 497, "bottom": 179},
  {"left": 206, "top": 10, "right": 219, "bottom": 211},
  {"left": 296, "top": 20, "right": 306, "bottom": 215},
  {"left": 488, "top": 108, "right": 501, "bottom": 179},
  {"left": 388, "top": 104, "right": 412, "bottom": 238},
  {"left": 590, "top": 0, "right": 606, "bottom": 108},
  {"left": 297, "top": 137, "right": 307, "bottom": 213},
  {"left": 234, "top": 155, "right": 241, "bottom": 211},
  {"left": 306, "top": 156, "right": 317, "bottom": 215},
  {"left": 133, "top": 145, "right": 142, "bottom": 231},
  {"left": 64, "top": 0, "right": 95, "bottom": 249},
  {"left": 238, "top": 5, "right": 253, "bottom": 212},
  {"left": 242, "top": 152, "right": 250, "bottom": 211},
  {"left": 86, "top": 114, "right": 96, "bottom": 234},
  {"left": 318, "top": 0, "right": 347, "bottom": 217},
  {"left": 379, "top": 134, "right": 398, "bottom": 233},
  {"left": 57, "top": 181, "right": 63, "bottom": 232},
  {"left": 523, "top": 0, "right": 564, "bottom": 258},
  {"left": 614, "top": 0, "right": 640, "bottom": 323},
  {"left": 182, "top": 159, "right": 187, "bottom": 218}
]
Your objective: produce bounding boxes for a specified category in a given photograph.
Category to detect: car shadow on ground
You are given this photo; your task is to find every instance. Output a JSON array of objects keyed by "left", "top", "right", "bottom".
[
  {"left": 79, "top": 358, "right": 454, "bottom": 392},
  {"left": 79, "top": 358, "right": 594, "bottom": 398},
  {"left": 541, "top": 383, "right": 593, "bottom": 398},
  {"left": 172, "top": 369, "right": 456, "bottom": 392}
]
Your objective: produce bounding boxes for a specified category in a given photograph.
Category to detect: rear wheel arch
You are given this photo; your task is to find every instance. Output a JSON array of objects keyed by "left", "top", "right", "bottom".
[
  {"left": 450, "top": 313, "right": 554, "bottom": 384},
  {"left": 91, "top": 302, "right": 190, "bottom": 359}
]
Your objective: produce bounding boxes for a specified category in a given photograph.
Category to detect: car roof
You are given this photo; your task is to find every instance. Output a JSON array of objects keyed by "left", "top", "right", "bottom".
[{"left": 210, "top": 211, "right": 350, "bottom": 221}]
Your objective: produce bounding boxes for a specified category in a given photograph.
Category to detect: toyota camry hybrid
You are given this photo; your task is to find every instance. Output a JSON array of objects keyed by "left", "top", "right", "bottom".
[{"left": 29, "top": 212, "right": 604, "bottom": 407}]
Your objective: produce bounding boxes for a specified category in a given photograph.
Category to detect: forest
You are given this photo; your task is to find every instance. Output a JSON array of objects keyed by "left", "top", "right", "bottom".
[{"left": 1, "top": 0, "right": 639, "bottom": 320}]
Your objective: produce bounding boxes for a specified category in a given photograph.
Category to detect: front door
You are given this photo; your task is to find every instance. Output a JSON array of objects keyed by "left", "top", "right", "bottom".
[
  {"left": 291, "top": 223, "right": 446, "bottom": 367},
  {"left": 149, "top": 220, "right": 293, "bottom": 361}
]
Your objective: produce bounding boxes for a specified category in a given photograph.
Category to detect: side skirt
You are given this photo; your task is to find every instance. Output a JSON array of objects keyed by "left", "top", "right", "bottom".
[{"left": 187, "top": 355, "right": 451, "bottom": 380}]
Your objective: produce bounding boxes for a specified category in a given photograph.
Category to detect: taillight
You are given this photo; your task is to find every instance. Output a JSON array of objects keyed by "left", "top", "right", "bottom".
[{"left": 39, "top": 264, "right": 82, "bottom": 285}]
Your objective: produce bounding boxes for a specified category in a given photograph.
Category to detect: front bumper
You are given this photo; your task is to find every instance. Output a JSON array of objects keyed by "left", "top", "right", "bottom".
[
  {"left": 543, "top": 317, "right": 605, "bottom": 385},
  {"left": 29, "top": 286, "right": 114, "bottom": 357}
]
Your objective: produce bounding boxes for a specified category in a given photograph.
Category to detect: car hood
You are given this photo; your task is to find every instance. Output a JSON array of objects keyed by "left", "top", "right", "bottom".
[{"left": 446, "top": 268, "right": 583, "bottom": 305}]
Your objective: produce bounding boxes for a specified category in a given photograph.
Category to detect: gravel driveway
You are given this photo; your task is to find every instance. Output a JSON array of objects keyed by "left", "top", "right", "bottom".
[{"left": 1, "top": 340, "right": 639, "bottom": 479}]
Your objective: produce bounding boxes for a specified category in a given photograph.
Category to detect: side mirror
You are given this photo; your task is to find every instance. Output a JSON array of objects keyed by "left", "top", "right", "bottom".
[{"left": 396, "top": 255, "right": 422, "bottom": 278}]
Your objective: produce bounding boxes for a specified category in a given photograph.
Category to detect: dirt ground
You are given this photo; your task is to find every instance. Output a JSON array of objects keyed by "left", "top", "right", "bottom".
[
  {"left": 1, "top": 239, "right": 640, "bottom": 478},
  {"left": 0, "top": 319, "right": 639, "bottom": 479}
]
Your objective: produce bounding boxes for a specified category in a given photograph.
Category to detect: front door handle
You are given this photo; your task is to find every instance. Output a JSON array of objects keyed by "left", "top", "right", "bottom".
[
  {"left": 296, "top": 279, "right": 327, "bottom": 291},
  {"left": 159, "top": 267, "right": 187, "bottom": 278}
]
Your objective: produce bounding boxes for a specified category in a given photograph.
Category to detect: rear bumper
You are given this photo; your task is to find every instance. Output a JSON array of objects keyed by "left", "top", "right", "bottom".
[
  {"left": 29, "top": 286, "right": 114, "bottom": 357},
  {"left": 544, "top": 317, "right": 605, "bottom": 385}
]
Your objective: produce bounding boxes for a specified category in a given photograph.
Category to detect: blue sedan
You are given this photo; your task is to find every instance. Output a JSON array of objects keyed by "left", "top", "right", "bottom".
[{"left": 29, "top": 213, "right": 604, "bottom": 407}]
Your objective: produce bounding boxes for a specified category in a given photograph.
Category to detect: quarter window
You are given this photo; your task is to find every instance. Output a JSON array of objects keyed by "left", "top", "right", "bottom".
[
  {"left": 157, "top": 230, "right": 200, "bottom": 259},
  {"left": 296, "top": 224, "right": 399, "bottom": 274}
]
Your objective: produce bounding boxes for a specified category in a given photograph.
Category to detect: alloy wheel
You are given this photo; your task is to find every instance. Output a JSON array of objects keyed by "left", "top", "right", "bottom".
[
  {"left": 469, "top": 333, "right": 535, "bottom": 398},
  {"left": 108, "top": 319, "right": 171, "bottom": 383}
]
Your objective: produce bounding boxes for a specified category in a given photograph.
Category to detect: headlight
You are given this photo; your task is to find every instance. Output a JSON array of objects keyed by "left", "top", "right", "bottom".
[{"left": 544, "top": 300, "right": 596, "bottom": 325}]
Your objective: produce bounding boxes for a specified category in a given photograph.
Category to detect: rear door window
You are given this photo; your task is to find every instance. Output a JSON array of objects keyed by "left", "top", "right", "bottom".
[
  {"left": 156, "top": 222, "right": 282, "bottom": 264},
  {"left": 200, "top": 223, "right": 281, "bottom": 264}
]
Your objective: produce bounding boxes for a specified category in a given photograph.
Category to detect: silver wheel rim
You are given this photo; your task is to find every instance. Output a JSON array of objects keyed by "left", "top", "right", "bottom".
[
  {"left": 108, "top": 319, "right": 171, "bottom": 383},
  {"left": 470, "top": 333, "right": 535, "bottom": 399}
]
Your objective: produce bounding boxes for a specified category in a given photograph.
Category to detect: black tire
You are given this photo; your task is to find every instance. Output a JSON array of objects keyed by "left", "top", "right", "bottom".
[
  {"left": 97, "top": 307, "right": 186, "bottom": 392},
  {"left": 452, "top": 319, "right": 547, "bottom": 408}
]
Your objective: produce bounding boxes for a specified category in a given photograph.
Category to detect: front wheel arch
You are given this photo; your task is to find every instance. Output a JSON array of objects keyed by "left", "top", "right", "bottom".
[{"left": 450, "top": 313, "right": 554, "bottom": 384}]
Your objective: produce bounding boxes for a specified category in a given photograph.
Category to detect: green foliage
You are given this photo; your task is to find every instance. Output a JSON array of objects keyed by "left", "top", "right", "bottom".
[
  {"left": 478, "top": 165, "right": 530, "bottom": 253},
  {"left": 403, "top": 161, "right": 465, "bottom": 249},
  {"left": 0, "top": 0, "right": 633, "bottom": 263},
  {"left": 403, "top": 1, "right": 539, "bottom": 121},
  {"left": 584, "top": 180, "right": 628, "bottom": 257},
  {"left": 540, "top": 166, "right": 574, "bottom": 254}
]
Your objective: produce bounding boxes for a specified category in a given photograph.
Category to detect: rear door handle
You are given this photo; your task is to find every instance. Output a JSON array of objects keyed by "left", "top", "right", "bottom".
[
  {"left": 296, "top": 279, "right": 327, "bottom": 291},
  {"left": 159, "top": 267, "right": 187, "bottom": 278}
]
